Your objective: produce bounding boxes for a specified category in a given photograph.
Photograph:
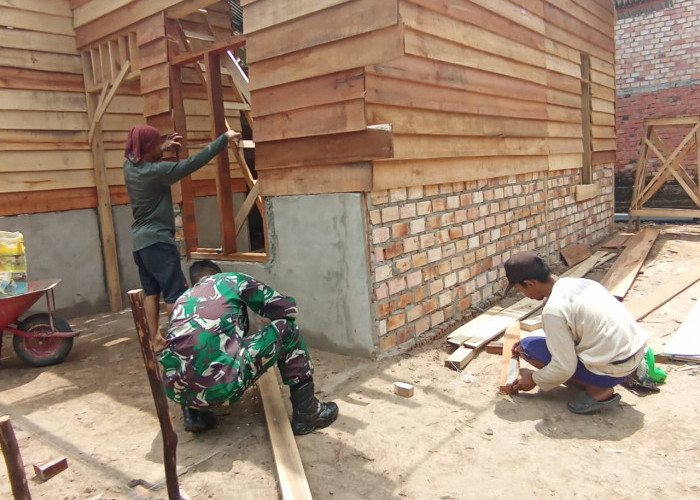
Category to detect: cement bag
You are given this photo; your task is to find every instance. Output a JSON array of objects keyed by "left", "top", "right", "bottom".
[{"left": 0, "top": 231, "right": 27, "bottom": 295}]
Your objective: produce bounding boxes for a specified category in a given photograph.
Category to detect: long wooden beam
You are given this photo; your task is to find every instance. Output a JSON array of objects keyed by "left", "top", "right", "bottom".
[
  {"left": 83, "top": 56, "right": 126, "bottom": 312},
  {"left": 205, "top": 51, "right": 237, "bottom": 253},
  {"left": 257, "top": 371, "right": 313, "bottom": 500}
]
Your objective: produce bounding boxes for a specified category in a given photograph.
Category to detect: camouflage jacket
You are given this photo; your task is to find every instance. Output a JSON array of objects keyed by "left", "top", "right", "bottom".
[{"left": 159, "top": 272, "right": 297, "bottom": 406}]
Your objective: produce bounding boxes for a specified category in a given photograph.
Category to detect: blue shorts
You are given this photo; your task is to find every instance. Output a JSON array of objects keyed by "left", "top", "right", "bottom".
[
  {"left": 133, "top": 242, "right": 188, "bottom": 303},
  {"left": 520, "top": 336, "right": 630, "bottom": 388}
]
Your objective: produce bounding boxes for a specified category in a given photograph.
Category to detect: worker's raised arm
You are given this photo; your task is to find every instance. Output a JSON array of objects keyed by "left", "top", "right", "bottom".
[{"left": 158, "top": 130, "right": 242, "bottom": 185}]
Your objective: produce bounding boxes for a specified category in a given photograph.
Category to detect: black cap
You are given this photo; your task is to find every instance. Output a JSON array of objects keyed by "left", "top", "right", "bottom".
[{"left": 504, "top": 251, "right": 545, "bottom": 294}]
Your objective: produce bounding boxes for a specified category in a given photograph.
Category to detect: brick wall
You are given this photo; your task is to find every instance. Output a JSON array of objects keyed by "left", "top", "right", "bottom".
[
  {"left": 367, "top": 166, "right": 614, "bottom": 354},
  {"left": 616, "top": 0, "right": 700, "bottom": 181}
]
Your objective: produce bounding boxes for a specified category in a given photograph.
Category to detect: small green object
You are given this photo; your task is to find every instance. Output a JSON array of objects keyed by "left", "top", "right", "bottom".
[{"left": 645, "top": 347, "right": 667, "bottom": 383}]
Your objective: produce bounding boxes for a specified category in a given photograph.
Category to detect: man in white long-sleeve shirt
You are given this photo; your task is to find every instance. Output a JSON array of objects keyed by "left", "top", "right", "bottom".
[{"left": 505, "top": 251, "right": 647, "bottom": 413}]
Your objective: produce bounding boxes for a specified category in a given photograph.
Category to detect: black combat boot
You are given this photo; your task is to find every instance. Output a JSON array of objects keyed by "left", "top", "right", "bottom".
[
  {"left": 181, "top": 406, "right": 218, "bottom": 433},
  {"left": 289, "top": 379, "right": 338, "bottom": 435}
]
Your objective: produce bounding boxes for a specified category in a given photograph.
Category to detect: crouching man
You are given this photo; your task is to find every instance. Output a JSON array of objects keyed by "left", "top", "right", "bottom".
[
  {"left": 504, "top": 251, "right": 647, "bottom": 414},
  {"left": 159, "top": 260, "right": 338, "bottom": 434}
]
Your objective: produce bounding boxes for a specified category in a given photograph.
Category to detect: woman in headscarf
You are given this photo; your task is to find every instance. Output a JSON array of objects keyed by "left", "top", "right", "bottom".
[{"left": 123, "top": 125, "right": 241, "bottom": 350}]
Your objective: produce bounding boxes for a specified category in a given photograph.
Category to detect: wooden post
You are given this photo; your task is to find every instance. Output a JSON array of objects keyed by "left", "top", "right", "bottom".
[
  {"left": 0, "top": 415, "right": 32, "bottom": 500},
  {"left": 166, "top": 18, "right": 199, "bottom": 255},
  {"left": 127, "top": 290, "right": 180, "bottom": 500},
  {"left": 205, "top": 52, "right": 237, "bottom": 254},
  {"left": 257, "top": 371, "right": 313, "bottom": 500},
  {"left": 82, "top": 57, "right": 125, "bottom": 313}
]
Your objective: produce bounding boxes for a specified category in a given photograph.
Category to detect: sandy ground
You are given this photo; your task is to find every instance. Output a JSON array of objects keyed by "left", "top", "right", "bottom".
[{"left": 1, "top": 222, "right": 699, "bottom": 500}]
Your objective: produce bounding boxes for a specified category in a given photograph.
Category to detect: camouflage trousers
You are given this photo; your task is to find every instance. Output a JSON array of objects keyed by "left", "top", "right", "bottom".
[
  {"left": 161, "top": 319, "right": 313, "bottom": 408},
  {"left": 241, "top": 318, "right": 314, "bottom": 396}
]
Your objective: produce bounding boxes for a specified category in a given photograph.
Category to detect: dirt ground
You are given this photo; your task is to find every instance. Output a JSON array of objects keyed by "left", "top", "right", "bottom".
[{"left": 1, "top": 222, "right": 699, "bottom": 500}]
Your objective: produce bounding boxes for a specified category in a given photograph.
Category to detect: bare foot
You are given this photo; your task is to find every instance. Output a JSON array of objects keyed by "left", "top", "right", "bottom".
[{"left": 152, "top": 336, "right": 167, "bottom": 353}]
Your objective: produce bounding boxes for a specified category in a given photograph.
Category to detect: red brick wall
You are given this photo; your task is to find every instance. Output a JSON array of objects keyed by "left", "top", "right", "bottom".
[
  {"left": 368, "top": 165, "right": 614, "bottom": 354},
  {"left": 616, "top": 0, "right": 700, "bottom": 180}
]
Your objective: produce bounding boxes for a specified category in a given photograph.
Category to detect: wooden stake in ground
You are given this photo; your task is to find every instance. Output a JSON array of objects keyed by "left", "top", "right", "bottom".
[
  {"left": 499, "top": 323, "right": 521, "bottom": 394},
  {"left": 0, "top": 415, "right": 32, "bottom": 500},
  {"left": 257, "top": 371, "right": 313, "bottom": 500},
  {"left": 127, "top": 290, "right": 181, "bottom": 500}
]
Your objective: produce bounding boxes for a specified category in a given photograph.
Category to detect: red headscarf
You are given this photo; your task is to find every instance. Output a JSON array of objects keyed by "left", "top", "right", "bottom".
[{"left": 125, "top": 125, "right": 161, "bottom": 163}]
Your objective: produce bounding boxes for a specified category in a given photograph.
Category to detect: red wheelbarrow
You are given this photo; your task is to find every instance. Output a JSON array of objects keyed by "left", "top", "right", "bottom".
[{"left": 0, "top": 279, "right": 80, "bottom": 367}]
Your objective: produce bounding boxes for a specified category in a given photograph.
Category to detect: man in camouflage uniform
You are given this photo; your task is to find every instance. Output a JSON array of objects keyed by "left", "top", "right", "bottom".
[{"left": 160, "top": 260, "right": 338, "bottom": 435}]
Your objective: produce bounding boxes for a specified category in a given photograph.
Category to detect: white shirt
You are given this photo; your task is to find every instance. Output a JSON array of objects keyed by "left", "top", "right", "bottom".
[{"left": 533, "top": 277, "right": 647, "bottom": 391}]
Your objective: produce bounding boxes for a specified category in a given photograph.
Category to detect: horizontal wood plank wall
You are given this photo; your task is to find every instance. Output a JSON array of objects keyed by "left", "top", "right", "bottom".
[
  {"left": 0, "top": 0, "right": 95, "bottom": 215},
  {"left": 369, "top": 0, "right": 616, "bottom": 190},
  {"left": 544, "top": 0, "right": 616, "bottom": 169},
  {"left": 246, "top": 0, "right": 403, "bottom": 189}
]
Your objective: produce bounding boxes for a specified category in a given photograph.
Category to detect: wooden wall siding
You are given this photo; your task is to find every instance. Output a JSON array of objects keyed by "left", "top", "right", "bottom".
[
  {"left": 244, "top": 0, "right": 616, "bottom": 194},
  {"left": 0, "top": 0, "right": 93, "bottom": 213}
]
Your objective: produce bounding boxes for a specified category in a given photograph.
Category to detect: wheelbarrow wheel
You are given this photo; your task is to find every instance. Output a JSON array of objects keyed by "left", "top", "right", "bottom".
[{"left": 12, "top": 313, "right": 74, "bottom": 367}]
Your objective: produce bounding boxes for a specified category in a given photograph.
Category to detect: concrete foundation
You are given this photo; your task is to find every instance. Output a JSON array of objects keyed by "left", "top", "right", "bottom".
[{"left": 213, "top": 194, "right": 376, "bottom": 357}]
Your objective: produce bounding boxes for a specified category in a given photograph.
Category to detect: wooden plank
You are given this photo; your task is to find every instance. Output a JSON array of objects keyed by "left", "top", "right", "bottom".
[
  {"left": 0, "top": 170, "right": 96, "bottom": 193},
  {"left": 205, "top": 52, "right": 236, "bottom": 253},
  {"left": 0, "top": 28, "right": 77, "bottom": 55},
  {"left": 0, "top": 6, "right": 74, "bottom": 35},
  {"left": 75, "top": 0, "right": 174, "bottom": 48},
  {"left": 257, "top": 370, "right": 312, "bottom": 499},
  {"left": 663, "top": 300, "right": 700, "bottom": 357},
  {"left": 0, "top": 415, "right": 32, "bottom": 500},
  {"left": 368, "top": 54, "right": 547, "bottom": 103},
  {"left": 600, "top": 228, "right": 661, "bottom": 300},
  {"left": 601, "top": 233, "right": 633, "bottom": 249},
  {"left": 250, "top": 68, "right": 365, "bottom": 118},
  {"left": 0, "top": 47, "right": 82, "bottom": 74},
  {"left": 624, "top": 268, "right": 700, "bottom": 321},
  {"left": 392, "top": 135, "right": 547, "bottom": 160},
  {"left": 258, "top": 163, "right": 372, "bottom": 196},
  {"left": 245, "top": 0, "right": 397, "bottom": 64},
  {"left": 255, "top": 127, "right": 393, "bottom": 170},
  {"left": 367, "top": 104, "right": 549, "bottom": 138},
  {"left": 560, "top": 243, "right": 591, "bottom": 267},
  {"left": 400, "top": 1, "right": 545, "bottom": 68},
  {"left": 408, "top": 0, "right": 546, "bottom": 51},
  {"left": 365, "top": 73, "right": 548, "bottom": 121},
  {"left": 0, "top": 88, "right": 86, "bottom": 112},
  {"left": 73, "top": 0, "right": 134, "bottom": 28},
  {"left": 0, "top": 110, "right": 88, "bottom": 131},
  {"left": 468, "top": 0, "right": 545, "bottom": 34},
  {"left": 1, "top": 0, "right": 72, "bottom": 17},
  {"left": 190, "top": 251, "right": 268, "bottom": 262},
  {"left": 0, "top": 130, "right": 88, "bottom": 151},
  {"left": 0, "top": 67, "right": 85, "bottom": 92},
  {"left": 248, "top": 24, "right": 404, "bottom": 91},
  {"left": 254, "top": 99, "right": 367, "bottom": 142},
  {"left": 0, "top": 150, "right": 92, "bottom": 171},
  {"left": 404, "top": 28, "right": 547, "bottom": 86},
  {"left": 243, "top": 0, "right": 352, "bottom": 34},
  {"left": 373, "top": 156, "right": 547, "bottom": 191},
  {"left": 0, "top": 187, "right": 131, "bottom": 216},
  {"left": 499, "top": 322, "right": 521, "bottom": 394}
]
